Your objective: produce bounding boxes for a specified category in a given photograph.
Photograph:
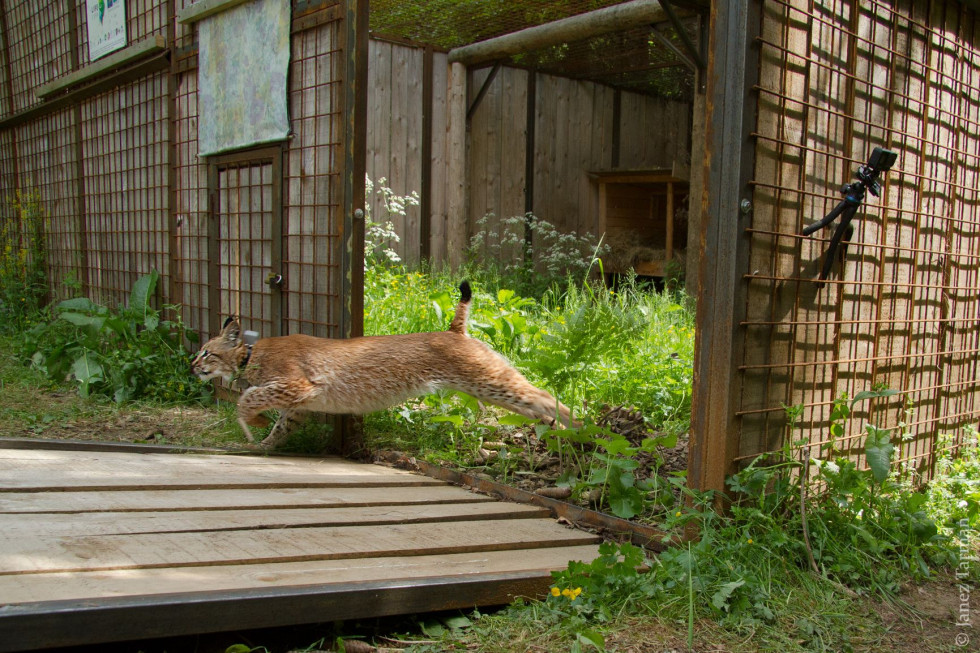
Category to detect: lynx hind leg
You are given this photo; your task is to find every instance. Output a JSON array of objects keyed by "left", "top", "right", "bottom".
[
  {"left": 472, "top": 375, "right": 579, "bottom": 428},
  {"left": 524, "top": 385, "right": 578, "bottom": 428},
  {"left": 259, "top": 410, "right": 306, "bottom": 449}
]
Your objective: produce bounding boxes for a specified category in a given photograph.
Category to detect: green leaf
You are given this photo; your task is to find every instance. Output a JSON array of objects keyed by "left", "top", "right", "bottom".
[
  {"left": 597, "top": 436, "right": 635, "bottom": 457},
  {"left": 129, "top": 269, "right": 159, "bottom": 319},
  {"left": 71, "top": 351, "right": 104, "bottom": 398},
  {"left": 711, "top": 579, "right": 746, "bottom": 612},
  {"left": 910, "top": 511, "right": 939, "bottom": 542},
  {"left": 59, "top": 312, "right": 105, "bottom": 330},
  {"left": 498, "top": 414, "right": 536, "bottom": 427},
  {"left": 430, "top": 414, "right": 464, "bottom": 428},
  {"left": 608, "top": 483, "right": 644, "bottom": 519},
  {"left": 224, "top": 645, "right": 253, "bottom": 653},
  {"left": 574, "top": 629, "right": 605, "bottom": 651},
  {"left": 497, "top": 288, "right": 515, "bottom": 304},
  {"left": 57, "top": 297, "right": 99, "bottom": 312},
  {"left": 641, "top": 432, "right": 678, "bottom": 451},
  {"left": 454, "top": 391, "right": 480, "bottom": 412},
  {"left": 851, "top": 388, "right": 900, "bottom": 407},
  {"left": 442, "top": 614, "right": 473, "bottom": 631},
  {"left": 72, "top": 351, "right": 103, "bottom": 383},
  {"left": 864, "top": 424, "right": 894, "bottom": 483},
  {"left": 419, "top": 619, "right": 445, "bottom": 637}
]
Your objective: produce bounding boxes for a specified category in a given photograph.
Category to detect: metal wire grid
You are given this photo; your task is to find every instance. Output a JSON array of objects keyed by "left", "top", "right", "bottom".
[
  {"left": 170, "top": 2, "right": 348, "bottom": 341},
  {"left": 283, "top": 12, "right": 346, "bottom": 338},
  {"left": 3, "top": 3, "right": 73, "bottom": 114},
  {"left": 740, "top": 0, "right": 980, "bottom": 479},
  {"left": 78, "top": 72, "right": 171, "bottom": 309},
  {"left": 173, "top": 68, "right": 210, "bottom": 343},
  {"left": 215, "top": 161, "right": 277, "bottom": 339},
  {"left": 9, "top": 110, "right": 84, "bottom": 300}
]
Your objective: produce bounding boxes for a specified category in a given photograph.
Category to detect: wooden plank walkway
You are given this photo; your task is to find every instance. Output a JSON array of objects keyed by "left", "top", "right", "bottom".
[{"left": 0, "top": 444, "right": 601, "bottom": 652}]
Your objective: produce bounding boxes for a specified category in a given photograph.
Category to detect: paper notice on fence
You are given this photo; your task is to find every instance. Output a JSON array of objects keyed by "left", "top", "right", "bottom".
[
  {"left": 86, "top": 0, "right": 128, "bottom": 61},
  {"left": 197, "top": 0, "right": 291, "bottom": 157}
]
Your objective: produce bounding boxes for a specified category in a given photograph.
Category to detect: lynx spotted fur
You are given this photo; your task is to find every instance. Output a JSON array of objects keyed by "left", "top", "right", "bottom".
[{"left": 190, "top": 281, "right": 576, "bottom": 448}]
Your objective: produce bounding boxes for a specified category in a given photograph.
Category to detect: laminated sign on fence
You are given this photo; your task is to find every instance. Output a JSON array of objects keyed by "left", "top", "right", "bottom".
[
  {"left": 86, "top": 0, "right": 127, "bottom": 60},
  {"left": 197, "top": 0, "right": 291, "bottom": 157}
]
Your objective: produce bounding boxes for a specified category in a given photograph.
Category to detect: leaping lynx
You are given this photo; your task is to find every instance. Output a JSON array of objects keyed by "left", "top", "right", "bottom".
[{"left": 190, "top": 281, "right": 577, "bottom": 449}]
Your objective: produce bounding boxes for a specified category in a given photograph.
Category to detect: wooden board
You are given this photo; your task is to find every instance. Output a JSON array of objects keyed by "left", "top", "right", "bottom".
[{"left": 0, "top": 444, "right": 601, "bottom": 651}]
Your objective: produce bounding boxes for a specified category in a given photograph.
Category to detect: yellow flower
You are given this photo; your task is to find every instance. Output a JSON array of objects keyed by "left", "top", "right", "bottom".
[
  {"left": 675, "top": 511, "right": 682, "bottom": 517},
  {"left": 560, "top": 587, "right": 582, "bottom": 600},
  {"left": 747, "top": 538, "right": 754, "bottom": 545},
  {"left": 550, "top": 587, "right": 561, "bottom": 597}
]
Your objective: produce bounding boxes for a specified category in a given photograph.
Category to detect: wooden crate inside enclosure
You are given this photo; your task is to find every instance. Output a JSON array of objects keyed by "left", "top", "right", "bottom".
[{"left": 593, "top": 168, "right": 689, "bottom": 278}]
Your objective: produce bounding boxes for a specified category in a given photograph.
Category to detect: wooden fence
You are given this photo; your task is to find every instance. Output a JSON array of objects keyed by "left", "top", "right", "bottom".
[{"left": 364, "top": 37, "right": 693, "bottom": 268}]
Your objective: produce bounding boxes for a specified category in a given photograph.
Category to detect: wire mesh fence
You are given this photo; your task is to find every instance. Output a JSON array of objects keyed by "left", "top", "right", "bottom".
[
  {"left": 740, "top": 0, "right": 979, "bottom": 480},
  {"left": 0, "top": 0, "right": 351, "bottom": 347}
]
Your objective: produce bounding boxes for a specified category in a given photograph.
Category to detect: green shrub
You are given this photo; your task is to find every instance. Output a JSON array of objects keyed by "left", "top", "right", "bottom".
[
  {"left": 0, "top": 190, "right": 48, "bottom": 332},
  {"left": 20, "top": 270, "right": 210, "bottom": 404}
]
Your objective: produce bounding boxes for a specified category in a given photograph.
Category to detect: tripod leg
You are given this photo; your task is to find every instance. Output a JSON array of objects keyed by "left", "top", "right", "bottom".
[
  {"left": 818, "top": 206, "right": 858, "bottom": 282},
  {"left": 803, "top": 199, "right": 849, "bottom": 236}
]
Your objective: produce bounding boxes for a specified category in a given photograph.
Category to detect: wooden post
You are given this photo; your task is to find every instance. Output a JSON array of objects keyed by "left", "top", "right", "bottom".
[
  {"left": 687, "top": 0, "right": 760, "bottom": 499},
  {"left": 340, "top": 0, "right": 369, "bottom": 458},
  {"left": 445, "top": 61, "right": 467, "bottom": 269}
]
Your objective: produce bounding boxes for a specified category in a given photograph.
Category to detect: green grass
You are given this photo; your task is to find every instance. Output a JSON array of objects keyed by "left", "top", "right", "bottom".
[{"left": 362, "top": 264, "right": 694, "bottom": 444}]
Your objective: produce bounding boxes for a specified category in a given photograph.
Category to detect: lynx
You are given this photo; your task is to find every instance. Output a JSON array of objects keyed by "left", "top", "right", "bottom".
[{"left": 190, "top": 281, "right": 576, "bottom": 449}]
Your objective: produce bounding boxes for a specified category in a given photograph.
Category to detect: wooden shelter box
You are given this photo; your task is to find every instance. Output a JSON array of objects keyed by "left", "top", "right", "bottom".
[{"left": 592, "top": 168, "right": 690, "bottom": 278}]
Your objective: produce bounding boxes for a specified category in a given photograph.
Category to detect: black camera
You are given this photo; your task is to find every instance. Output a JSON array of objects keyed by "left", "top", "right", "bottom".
[
  {"left": 802, "top": 146, "right": 898, "bottom": 283},
  {"left": 854, "top": 147, "right": 898, "bottom": 198}
]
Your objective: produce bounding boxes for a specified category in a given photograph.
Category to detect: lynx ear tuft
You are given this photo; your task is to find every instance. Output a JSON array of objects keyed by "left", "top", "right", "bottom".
[{"left": 221, "top": 316, "right": 242, "bottom": 342}]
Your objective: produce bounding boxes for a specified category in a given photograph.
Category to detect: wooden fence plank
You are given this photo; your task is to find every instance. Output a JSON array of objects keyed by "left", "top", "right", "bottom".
[
  {"left": 0, "top": 519, "right": 600, "bottom": 574},
  {"left": 0, "top": 545, "right": 602, "bottom": 605},
  {"left": 0, "top": 485, "right": 491, "bottom": 513}
]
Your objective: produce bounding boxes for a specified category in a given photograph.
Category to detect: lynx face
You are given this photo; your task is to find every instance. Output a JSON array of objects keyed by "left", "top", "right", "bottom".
[
  {"left": 190, "top": 281, "right": 577, "bottom": 449},
  {"left": 190, "top": 320, "right": 247, "bottom": 382}
]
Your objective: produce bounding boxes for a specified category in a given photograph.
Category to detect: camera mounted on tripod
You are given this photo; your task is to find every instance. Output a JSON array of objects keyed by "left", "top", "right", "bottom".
[
  {"left": 854, "top": 146, "right": 898, "bottom": 198},
  {"left": 802, "top": 146, "right": 898, "bottom": 284}
]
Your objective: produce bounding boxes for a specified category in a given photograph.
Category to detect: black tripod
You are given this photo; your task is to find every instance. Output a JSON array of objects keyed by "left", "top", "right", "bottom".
[{"left": 803, "top": 147, "right": 897, "bottom": 285}]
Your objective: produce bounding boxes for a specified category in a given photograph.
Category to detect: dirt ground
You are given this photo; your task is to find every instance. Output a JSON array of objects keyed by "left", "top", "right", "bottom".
[{"left": 0, "top": 389, "right": 241, "bottom": 448}]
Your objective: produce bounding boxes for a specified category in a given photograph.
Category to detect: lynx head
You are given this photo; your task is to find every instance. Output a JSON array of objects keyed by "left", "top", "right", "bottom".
[{"left": 190, "top": 316, "right": 247, "bottom": 382}]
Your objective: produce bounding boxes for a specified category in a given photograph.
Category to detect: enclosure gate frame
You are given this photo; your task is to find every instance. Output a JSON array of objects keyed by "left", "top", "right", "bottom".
[{"left": 688, "top": 0, "right": 761, "bottom": 497}]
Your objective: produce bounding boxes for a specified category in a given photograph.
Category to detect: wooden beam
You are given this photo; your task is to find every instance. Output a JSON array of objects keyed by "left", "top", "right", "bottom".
[
  {"left": 176, "top": 0, "right": 252, "bottom": 24},
  {"left": 36, "top": 35, "right": 167, "bottom": 99},
  {"left": 445, "top": 61, "right": 467, "bottom": 268},
  {"left": 0, "top": 572, "right": 563, "bottom": 652},
  {"left": 688, "top": 0, "right": 760, "bottom": 498},
  {"left": 448, "top": 0, "right": 689, "bottom": 66}
]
